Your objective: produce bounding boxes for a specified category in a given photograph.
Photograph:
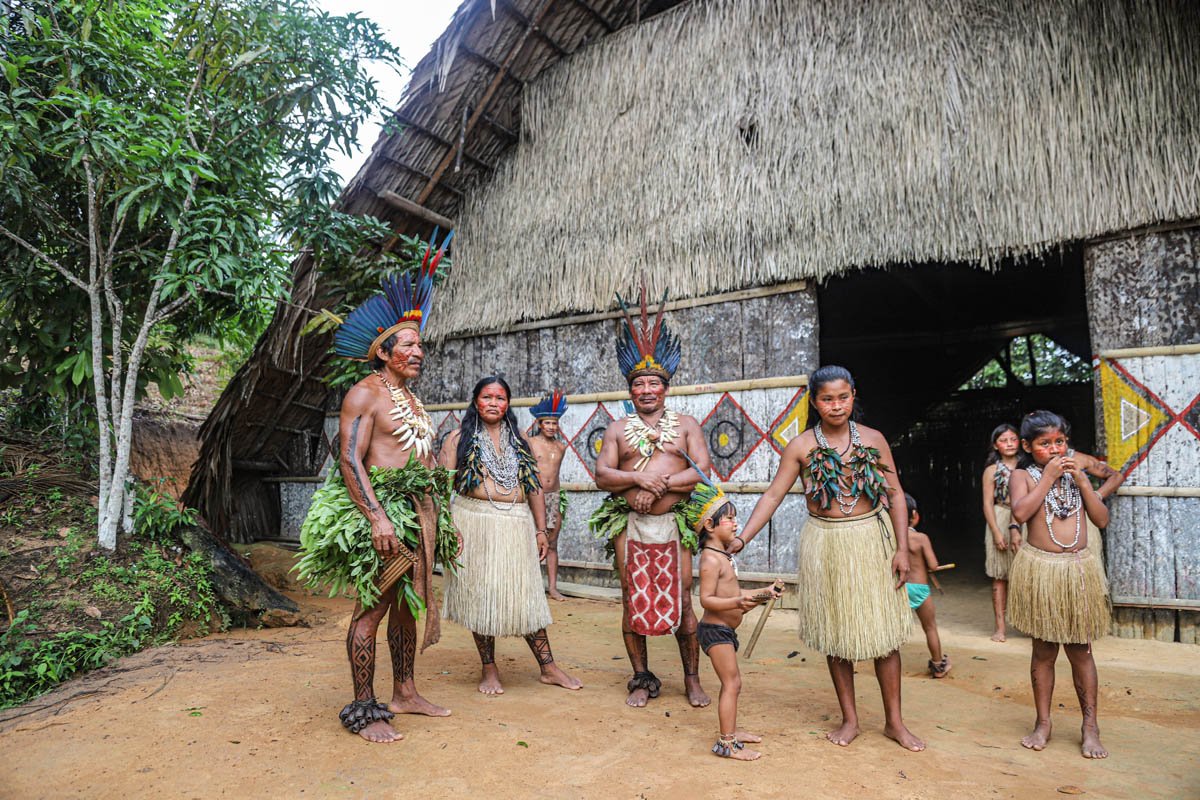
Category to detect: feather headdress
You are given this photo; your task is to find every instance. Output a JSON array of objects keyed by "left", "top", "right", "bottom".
[
  {"left": 333, "top": 229, "right": 453, "bottom": 360},
  {"left": 530, "top": 389, "right": 568, "bottom": 419},
  {"left": 615, "top": 278, "right": 681, "bottom": 383},
  {"left": 681, "top": 452, "right": 730, "bottom": 532}
]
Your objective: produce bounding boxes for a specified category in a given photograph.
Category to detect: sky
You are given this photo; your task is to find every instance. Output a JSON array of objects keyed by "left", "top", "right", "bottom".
[{"left": 316, "top": 0, "right": 463, "bottom": 184}]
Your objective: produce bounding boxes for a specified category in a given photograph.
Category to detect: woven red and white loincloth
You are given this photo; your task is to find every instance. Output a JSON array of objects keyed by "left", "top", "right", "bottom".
[{"left": 624, "top": 511, "right": 681, "bottom": 636}]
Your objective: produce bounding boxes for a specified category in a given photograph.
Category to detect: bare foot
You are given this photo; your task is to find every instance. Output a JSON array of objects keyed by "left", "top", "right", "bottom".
[
  {"left": 735, "top": 731, "right": 763, "bottom": 744},
  {"left": 547, "top": 589, "right": 567, "bottom": 602},
  {"left": 1021, "top": 720, "right": 1052, "bottom": 750},
  {"left": 357, "top": 720, "right": 402, "bottom": 743},
  {"left": 685, "top": 675, "right": 711, "bottom": 708},
  {"left": 1081, "top": 726, "right": 1108, "bottom": 759},
  {"left": 388, "top": 693, "right": 451, "bottom": 717},
  {"left": 826, "top": 721, "right": 860, "bottom": 746},
  {"left": 715, "top": 745, "right": 762, "bottom": 761},
  {"left": 539, "top": 663, "right": 583, "bottom": 690},
  {"left": 991, "top": 630, "right": 1007, "bottom": 642},
  {"left": 478, "top": 664, "right": 504, "bottom": 696},
  {"left": 626, "top": 687, "right": 651, "bottom": 707},
  {"left": 884, "top": 722, "right": 926, "bottom": 752}
]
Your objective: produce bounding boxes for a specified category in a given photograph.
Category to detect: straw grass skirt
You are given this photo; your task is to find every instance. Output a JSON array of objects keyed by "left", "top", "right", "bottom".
[
  {"left": 796, "top": 508, "right": 911, "bottom": 661},
  {"left": 443, "top": 496, "right": 553, "bottom": 638},
  {"left": 1008, "top": 545, "right": 1110, "bottom": 644},
  {"left": 984, "top": 505, "right": 1022, "bottom": 579}
]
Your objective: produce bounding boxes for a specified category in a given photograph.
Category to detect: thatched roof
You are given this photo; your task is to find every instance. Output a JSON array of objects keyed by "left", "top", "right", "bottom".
[
  {"left": 185, "top": 0, "right": 689, "bottom": 536},
  {"left": 439, "top": 0, "right": 1200, "bottom": 335},
  {"left": 185, "top": 0, "right": 1200, "bottom": 537}
]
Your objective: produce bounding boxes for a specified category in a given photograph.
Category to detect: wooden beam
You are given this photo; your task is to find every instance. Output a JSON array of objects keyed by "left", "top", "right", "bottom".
[
  {"left": 1116, "top": 486, "right": 1200, "bottom": 498},
  {"left": 482, "top": 112, "right": 518, "bottom": 141},
  {"left": 565, "top": 0, "right": 616, "bottom": 31},
  {"left": 1100, "top": 343, "right": 1200, "bottom": 358},
  {"left": 377, "top": 154, "right": 464, "bottom": 198},
  {"left": 440, "top": 279, "right": 810, "bottom": 340},
  {"left": 376, "top": 189, "right": 456, "bottom": 229},
  {"left": 392, "top": 114, "right": 496, "bottom": 172},
  {"left": 414, "top": 0, "right": 557, "bottom": 208},
  {"left": 1112, "top": 596, "right": 1200, "bottom": 610},
  {"left": 496, "top": 0, "right": 569, "bottom": 56},
  {"left": 423, "top": 374, "right": 809, "bottom": 412},
  {"left": 460, "top": 44, "right": 526, "bottom": 88}
]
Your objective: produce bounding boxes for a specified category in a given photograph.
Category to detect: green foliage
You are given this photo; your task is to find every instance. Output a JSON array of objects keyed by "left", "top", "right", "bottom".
[
  {"left": 295, "top": 461, "right": 458, "bottom": 613},
  {"left": 132, "top": 480, "right": 198, "bottom": 542},
  {"left": 0, "top": 600, "right": 154, "bottom": 709},
  {"left": 961, "top": 333, "right": 1091, "bottom": 391},
  {"left": 0, "top": 0, "right": 402, "bottom": 443}
]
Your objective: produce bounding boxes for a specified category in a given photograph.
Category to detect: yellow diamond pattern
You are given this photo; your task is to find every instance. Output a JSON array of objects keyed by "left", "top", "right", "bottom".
[{"left": 1099, "top": 360, "right": 1170, "bottom": 473}]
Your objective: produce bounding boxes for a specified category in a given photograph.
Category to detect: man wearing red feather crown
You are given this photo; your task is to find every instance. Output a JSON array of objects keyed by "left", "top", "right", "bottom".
[{"left": 590, "top": 282, "right": 713, "bottom": 708}]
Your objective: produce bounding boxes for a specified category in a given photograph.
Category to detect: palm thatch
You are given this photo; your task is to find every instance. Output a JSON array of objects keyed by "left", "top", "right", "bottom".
[{"left": 437, "top": 0, "right": 1200, "bottom": 336}]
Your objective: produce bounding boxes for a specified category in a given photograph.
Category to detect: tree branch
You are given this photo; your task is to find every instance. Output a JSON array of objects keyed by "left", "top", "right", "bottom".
[{"left": 0, "top": 224, "right": 87, "bottom": 290}]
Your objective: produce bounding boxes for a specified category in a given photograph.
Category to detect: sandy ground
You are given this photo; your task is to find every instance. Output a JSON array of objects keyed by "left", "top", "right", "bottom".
[{"left": 2, "top": 571, "right": 1198, "bottom": 800}]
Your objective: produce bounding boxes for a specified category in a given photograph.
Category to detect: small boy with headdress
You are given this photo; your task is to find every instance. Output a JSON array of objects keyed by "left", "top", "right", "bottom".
[
  {"left": 528, "top": 390, "right": 569, "bottom": 600},
  {"left": 903, "top": 493, "right": 949, "bottom": 678},
  {"left": 689, "top": 464, "right": 783, "bottom": 761}
]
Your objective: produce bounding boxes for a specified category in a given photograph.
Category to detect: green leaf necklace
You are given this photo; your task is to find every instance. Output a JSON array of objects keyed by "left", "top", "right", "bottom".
[{"left": 807, "top": 420, "right": 891, "bottom": 514}]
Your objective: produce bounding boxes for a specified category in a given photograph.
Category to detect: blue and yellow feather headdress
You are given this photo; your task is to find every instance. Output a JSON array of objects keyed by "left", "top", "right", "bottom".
[
  {"left": 615, "top": 278, "right": 681, "bottom": 383},
  {"left": 530, "top": 389, "right": 568, "bottom": 419},
  {"left": 333, "top": 229, "right": 453, "bottom": 360},
  {"left": 681, "top": 453, "right": 730, "bottom": 532}
]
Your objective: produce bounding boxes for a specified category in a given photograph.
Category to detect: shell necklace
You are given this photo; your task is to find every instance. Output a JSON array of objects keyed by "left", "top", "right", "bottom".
[
  {"left": 624, "top": 408, "right": 680, "bottom": 471},
  {"left": 814, "top": 421, "right": 864, "bottom": 515},
  {"left": 1026, "top": 464, "right": 1082, "bottom": 549},
  {"left": 376, "top": 372, "right": 433, "bottom": 459}
]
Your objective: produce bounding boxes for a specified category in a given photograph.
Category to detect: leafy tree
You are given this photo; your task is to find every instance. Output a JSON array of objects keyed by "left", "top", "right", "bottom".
[{"left": 0, "top": 0, "right": 401, "bottom": 548}]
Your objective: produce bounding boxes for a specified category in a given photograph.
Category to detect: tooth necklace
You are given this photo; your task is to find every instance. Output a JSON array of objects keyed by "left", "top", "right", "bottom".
[{"left": 377, "top": 372, "right": 433, "bottom": 459}]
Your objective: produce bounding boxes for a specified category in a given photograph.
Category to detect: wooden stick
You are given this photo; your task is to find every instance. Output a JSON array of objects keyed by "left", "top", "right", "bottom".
[
  {"left": 930, "top": 563, "right": 956, "bottom": 572},
  {"left": 742, "top": 595, "right": 778, "bottom": 659}
]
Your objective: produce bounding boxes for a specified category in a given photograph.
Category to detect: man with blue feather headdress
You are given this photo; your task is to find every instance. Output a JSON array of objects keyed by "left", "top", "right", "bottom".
[{"left": 295, "top": 231, "right": 461, "bottom": 743}]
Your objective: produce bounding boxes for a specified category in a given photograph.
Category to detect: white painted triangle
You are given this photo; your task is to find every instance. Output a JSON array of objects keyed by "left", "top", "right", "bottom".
[
  {"left": 1120, "top": 398, "right": 1151, "bottom": 441},
  {"left": 778, "top": 418, "right": 800, "bottom": 443}
]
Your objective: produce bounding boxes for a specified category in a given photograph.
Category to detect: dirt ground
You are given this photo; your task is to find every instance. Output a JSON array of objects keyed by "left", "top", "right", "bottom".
[{"left": 2, "top": 569, "right": 1198, "bottom": 800}]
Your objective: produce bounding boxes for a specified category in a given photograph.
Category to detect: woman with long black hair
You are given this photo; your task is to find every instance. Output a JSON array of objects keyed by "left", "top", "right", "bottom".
[{"left": 440, "top": 376, "right": 582, "bottom": 695}]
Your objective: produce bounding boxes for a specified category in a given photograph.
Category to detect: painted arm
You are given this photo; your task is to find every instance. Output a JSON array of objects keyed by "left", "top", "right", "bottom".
[
  {"left": 1078, "top": 451, "right": 1125, "bottom": 500},
  {"left": 731, "top": 435, "right": 804, "bottom": 553},
  {"left": 338, "top": 388, "right": 397, "bottom": 558},
  {"left": 875, "top": 435, "right": 911, "bottom": 588},
  {"left": 1074, "top": 465, "right": 1111, "bottom": 529}
]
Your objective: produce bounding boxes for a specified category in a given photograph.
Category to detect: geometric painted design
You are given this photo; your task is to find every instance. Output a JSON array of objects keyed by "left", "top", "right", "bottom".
[
  {"left": 626, "top": 539, "right": 680, "bottom": 636},
  {"left": 569, "top": 403, "right": 615, "bottom": 480},
  {"left": 1184, "top": 393, "right": 1200, "bottom": 440},
  {"left": 432, "top": 411, "right": 460, "bottom": 460},
  {"left": 701, "top": 393, "right": 765, "bottom": 481},
  {"left": 1099, "top": 359, "right": 1172, "bottom": 474},
  {"left": 1120, "top": 398, "right": 1152, "bottom": 441},
  {"left": 768, "top": 386, "right": 809, "bottom": 453}
]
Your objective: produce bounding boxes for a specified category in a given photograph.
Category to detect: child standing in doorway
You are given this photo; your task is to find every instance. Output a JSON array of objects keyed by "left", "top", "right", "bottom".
[
  {"left": 1009, "top": 410, "right": 1112, "bottom": 759},
  {"left": 982, "top": 423, "right": 1022, "bottom": 642}
]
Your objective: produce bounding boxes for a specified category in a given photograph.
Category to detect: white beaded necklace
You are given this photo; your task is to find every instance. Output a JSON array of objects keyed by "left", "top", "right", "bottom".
[{"left": 1027, "top": 464, "right": 1082, "bottom": 549}]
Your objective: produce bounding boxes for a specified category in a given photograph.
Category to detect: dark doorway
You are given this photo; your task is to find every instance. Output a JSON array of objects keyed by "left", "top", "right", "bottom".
[{"left": 817, "top": 247, "right": 1095, "bottom": 569}]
